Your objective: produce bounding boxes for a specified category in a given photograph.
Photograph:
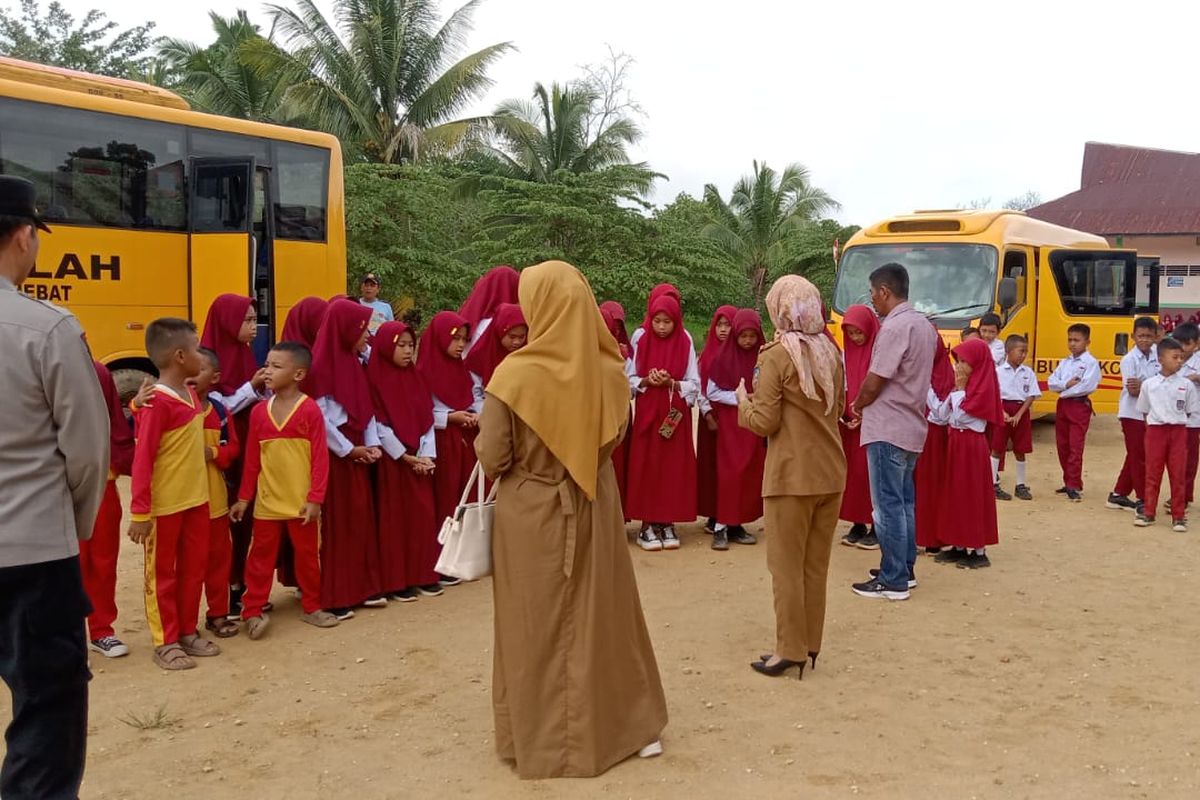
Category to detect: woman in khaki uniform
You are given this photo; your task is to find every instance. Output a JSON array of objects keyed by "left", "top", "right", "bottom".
[
  {"left": 737, "top": 275, "right": 847, "bottom": 680},
  {"left": 477, "top": 260, "right": 668, "bottom": 779}
]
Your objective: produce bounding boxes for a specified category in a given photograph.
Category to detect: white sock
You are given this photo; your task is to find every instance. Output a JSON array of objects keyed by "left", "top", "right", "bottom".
[
  {"left": 991, "top": 456, "right": 1001, "bottom": 485},
  {"left": 1015, "top": 461, "right": 1027, "bottom": 486}
]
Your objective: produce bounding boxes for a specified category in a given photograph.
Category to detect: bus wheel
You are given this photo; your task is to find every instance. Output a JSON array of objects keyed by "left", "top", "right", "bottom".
[{"left": 111, "top": 368, "right": 155, "bottom": 406}]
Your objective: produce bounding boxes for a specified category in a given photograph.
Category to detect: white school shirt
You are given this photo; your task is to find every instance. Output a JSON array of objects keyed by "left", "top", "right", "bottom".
[
  {"left": 211, "top": 380, "right": 264, "bottom": 415},
  {"left": 1180, "top": 352, "right": 1200, "bottom": 428},
  {"left": 988, "top": 338, "right": 1006, "bottom": 367},
  {"left": 1136, "top": 372, "right": 1200, "bottom": 426},
  {"left": 926, "top": 388, "right": 951, "bottom": 426},
  {"left": 432, "top": 377, "right": 486, "bottom": 430},
  {"left": 463, "top": 317, "right": 492, "bottom": 357},
  {"left": 996, "top": 362, "right": 1043, "bottom": 403},
  {"left": 316, "top": 396, "right": 382, "bottom": 458},
  {"left": 378, "top": 421, "right": 437, "bottom": 460},
  {"left": 1117, "top": 347, "right": 1161, "bottom": 421},
  {"left": 705, "top": 379, "right": 739, "bottom": 408},
  {"left": 936, "top": 390, "right": 987, "bottom": 433},
  {"left": 1047, "top": 352, "right": 1101, "bottom": 399},
  {"left": 626, "top": 334, "right": 701, "bottom": 407}
]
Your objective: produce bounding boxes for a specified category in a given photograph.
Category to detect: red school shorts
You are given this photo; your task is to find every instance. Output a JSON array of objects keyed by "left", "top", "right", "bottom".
[{"left": 991, "top": 400, "right": 1034, "bottom": 455}]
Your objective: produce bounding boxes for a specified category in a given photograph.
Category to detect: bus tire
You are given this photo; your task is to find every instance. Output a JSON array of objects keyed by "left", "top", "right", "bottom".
[{"left": 111, "top": 367, "right": 156, "bottom": 406}]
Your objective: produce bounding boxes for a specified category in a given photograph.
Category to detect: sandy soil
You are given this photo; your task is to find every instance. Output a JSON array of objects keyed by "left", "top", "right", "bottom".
[{"left": 5, "top": 415, "right": 1200, "bottom": 799}]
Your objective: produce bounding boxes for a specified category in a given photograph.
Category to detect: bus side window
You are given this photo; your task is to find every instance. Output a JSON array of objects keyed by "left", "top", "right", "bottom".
[
  {"left": 1002, "top": 250, "right": 1027, "bottom": 320},
  {"left": 191, "top": 162, "right": 251, "bottom": 233}
]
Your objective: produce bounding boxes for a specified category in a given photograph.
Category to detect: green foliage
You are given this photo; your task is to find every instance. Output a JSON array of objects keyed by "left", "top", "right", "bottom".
[{"left": 0, "top": 0, "right": 156, "bottom": 77}]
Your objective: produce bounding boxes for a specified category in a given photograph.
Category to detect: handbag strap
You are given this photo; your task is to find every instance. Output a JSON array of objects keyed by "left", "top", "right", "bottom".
[{"left": 458, "top": 461, "right": 482, "bottom": 507}]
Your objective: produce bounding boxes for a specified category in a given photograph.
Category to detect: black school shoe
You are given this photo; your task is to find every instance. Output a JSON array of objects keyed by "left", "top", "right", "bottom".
[
  {"left": 711, "top": 528, "right": 729, "bottom": 551},
  {"left": 1066, "top": 489, "right": 1083, "bottom": 503},
  {"left": 703, "top": 517, "right": 717, "bottom": 535},
  {"left": 729, "top": 526, "right": 758, "bottom": 545},
  {"left": 957, "top": 552, "right": 992, "bottom": 569},
  {"left": 994, "top": 483, "right": 1013, "bottom": 501},
  {"left": 1106, "top": 493, "right": 1137, "bottom": 511},
  {"left": 851, "top": 579, "right": 909, "bottom": 601},
  {"left": 855, "top": 530, "right": 880, "bottom": 550},
  {"left": 869, "top": 568, "right": 917, "bottom": 589},
  {"left": 841, "top": 523, "right": 868, "bottom": 547},
  {"left": 1015, "top": 484, "right": 1033, "bottom": 501},
  {"left": 934, "top": 548, "right": 967, "bottom": 564}
]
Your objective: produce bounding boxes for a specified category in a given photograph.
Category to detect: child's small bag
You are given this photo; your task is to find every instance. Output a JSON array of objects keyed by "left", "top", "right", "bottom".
[
  {"left": 658, "top": 385, "right": 683, "bottom": 439},
  {"left": 435, "top": 461, "right": 497, "bottom": 581}
]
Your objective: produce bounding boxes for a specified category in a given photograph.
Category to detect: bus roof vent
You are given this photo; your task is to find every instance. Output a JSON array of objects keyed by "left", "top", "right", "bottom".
[{"left": 886, "top": 219, "right": 963, "bottom": 234}]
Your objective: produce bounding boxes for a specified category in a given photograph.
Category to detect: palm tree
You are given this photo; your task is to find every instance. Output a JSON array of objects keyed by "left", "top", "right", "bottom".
[
  {"left": 702, "top": 161, "right": 840, "bottom": 305},
  {"left": 471, "top": 81, "right": 655, "bottom": 193},
  {"left": 158, "top": 11, "right": 284, "bottom": 121},
  {"left": 245, "top": 0, "right": 512, "bottom": 163}
]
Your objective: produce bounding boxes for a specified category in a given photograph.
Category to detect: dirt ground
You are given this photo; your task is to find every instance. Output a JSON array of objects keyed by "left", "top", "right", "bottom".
[{"left": 5, "top": 415, "right": 1200, "bottom": 799}]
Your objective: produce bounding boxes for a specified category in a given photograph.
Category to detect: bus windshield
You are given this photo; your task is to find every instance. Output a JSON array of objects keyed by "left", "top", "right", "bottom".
[{"left": 833, "top": 243, "right": 998, "bottom": 321}]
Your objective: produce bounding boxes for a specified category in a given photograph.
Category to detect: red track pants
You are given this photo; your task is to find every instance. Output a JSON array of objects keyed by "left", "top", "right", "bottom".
[
  {"left": 1144, "top": 424, "right": 1187, "bottom": 520},
  {"left": 143, "top": 504, "right": 209, "bottom": 647},
  {"left": 204, "top": 516, "right": 233, "bottom": 619},
  {"left": 242, "top": 518, "right": 323, "bottom": 619},
  {"left": 81, "top": 480, "right": 121, "bottom": 640},
  {"left": 1055, "top": 397, "right": 1092, "bottom": 491},
  {"left": 1113, "top": 418, "right": 1147, "bottom": 500}
]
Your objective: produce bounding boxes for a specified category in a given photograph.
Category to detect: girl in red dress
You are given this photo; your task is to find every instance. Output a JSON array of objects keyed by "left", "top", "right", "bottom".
[
  {"left": 838, "top": 304, "right": 879, "bottom": 548},
  {"left": 936, "top": 337, "right": 1004, "bottom": 569},
  {"left": 600, "top": 301, "right": 634, "bottom": 516},
  {"left": 308, "top": 299, "right": 384, "bottom": 617},
  {"left": 697, "top": 305, "right": 738, "bottom": 533},
  {"left": 367, "top": 321, "right": 444, "bottom": 600},
  {"left": 917, "top": 333, "right": 956, "bottom": 553},
  {"left": 464, "top": 303, "right": 527, "bottom": 386},
  {"left": 419, "top": 312, "right": 483, "bottom": 579},
  {"left": 625, "top": 294, "right": 700, "bottom": 552},
  {"left": 705, "top": 308, "right": 766, "bottom": 550},
  {"left": 459, "top": 265, "right": 520, "bottom": 355}
]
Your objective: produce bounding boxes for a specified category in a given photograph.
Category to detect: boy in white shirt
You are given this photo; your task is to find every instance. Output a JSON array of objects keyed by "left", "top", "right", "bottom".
[
  {"left": 978, "top": 313, "right": 1006, "bottom": 366},
  {"left": 1047, "top": 324, "right": 1101, "bottom": 502},
  {"left": 991, "top": 335, "right": 1041, "bottom": 501},
  {"left": 1134, "top": 338, "right": 1200, "bottom": 531},
  {"left": 1172, "top": 322, "right": 1200, "bottom": 513},
  {"left": 1108, "top": 317, "right": 1160, "bottom": 513}
]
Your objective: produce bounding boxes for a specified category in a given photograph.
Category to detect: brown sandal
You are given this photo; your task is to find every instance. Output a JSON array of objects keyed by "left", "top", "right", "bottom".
[
  {"left": 205, "top": 616, "right": 240, "bottom": 638},
  {"left": 153, "top": 643, "right": 196, "bottom": 671},
  {"left": 178, "top": 634, "right": 221, "bottom": 657}
]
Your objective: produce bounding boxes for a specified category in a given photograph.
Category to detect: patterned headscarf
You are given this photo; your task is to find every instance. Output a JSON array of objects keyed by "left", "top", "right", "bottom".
[{"left": 764, "top": 276, "right": 842, "bottom": 414}]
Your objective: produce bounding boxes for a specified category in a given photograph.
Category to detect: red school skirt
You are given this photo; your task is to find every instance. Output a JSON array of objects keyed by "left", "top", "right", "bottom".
[
  {"left": 321, "top": 455, "right": 383, "bottom": 609},
  {"left": 624, "top": 388, "right": 698, "bottom": 523},
  {"left": 376, "top": 455, "right": 440, "bottom": 591},
  {"left": 838, "top": 422, "right": 873, "bottom": 525},
  {"left": 939, "top": 427, "right": 999, "bottom": 550},
  {"left": 696, "top": 415, "right": 718, "bottom": 520},
  {"left": 432, "top": 425, "right": 478, "bottom": 525},
  {"left": 915, "top": 423, "right": 948, "bottom": 549},
  {"left": 712, "top": 403, "right": 765, "bottom": 525}
]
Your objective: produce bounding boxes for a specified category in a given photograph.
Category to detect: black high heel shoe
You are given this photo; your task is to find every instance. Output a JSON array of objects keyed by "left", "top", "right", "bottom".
[
  {"left": 751, "top": 658, "right": 805, "bottom": 679},
  {"left": 759, "top": 651, "right": 819, "bottom": 670}
]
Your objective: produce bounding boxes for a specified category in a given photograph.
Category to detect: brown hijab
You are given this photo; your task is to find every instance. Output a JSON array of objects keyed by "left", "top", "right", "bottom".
[{"left": 764, "top": 275, "right": 842, "bottom": 414}]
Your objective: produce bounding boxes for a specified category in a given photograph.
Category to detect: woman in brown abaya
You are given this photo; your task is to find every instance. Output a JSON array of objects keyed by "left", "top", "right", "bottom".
[{"left": 476, "top": 260, "right": 668, "bottom": 780}]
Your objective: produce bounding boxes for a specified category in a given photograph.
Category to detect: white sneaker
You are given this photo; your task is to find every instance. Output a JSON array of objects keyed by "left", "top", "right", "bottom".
[
  {"left": 660, "top": 526, "right": 681, "bottom": 550},
  {"left": 1173, "top": 519, "right": 1189, "bottom": 533},
  {"left": 638, "top": 740, "right": 663, "bottom": 759},
  {"left": 89, "top": 636, "right": 130, "bottom": 658},
  {"left": 636, "top": 528, "right": 663, "bottom": 551},
  {"left": 362, "top": 596, "right": 388, "bottom": 608}
]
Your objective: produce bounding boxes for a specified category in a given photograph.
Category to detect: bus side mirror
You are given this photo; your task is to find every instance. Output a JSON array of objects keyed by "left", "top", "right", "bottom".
[{"left": 998, "top": 277, "right": 1018, "bottom": 310}]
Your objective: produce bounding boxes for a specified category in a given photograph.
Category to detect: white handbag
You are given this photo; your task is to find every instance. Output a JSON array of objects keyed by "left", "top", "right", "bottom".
[{"left": 434, "top": 461, "right": 497, "bottom": 581}]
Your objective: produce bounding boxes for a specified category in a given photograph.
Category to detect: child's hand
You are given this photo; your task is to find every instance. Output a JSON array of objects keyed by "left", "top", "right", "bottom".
[
  {"left": 735, "top": 378, "right": 749, "bottom": 405},
  {"left": 954, "top": 361, "right": 971, "bottom": 390},
  {"left": 1065, "top": 377, "right": 1080, "bottom": 388},
  {"left": 127, "top": 520, "right": 152, "bottom": 544},
  {"left": 459, "top": 412, "right": 479, "bottom": 429},
  {"left": 300, "top": 502, "right": 321, "bottom": 525},
  {"left": 448, "top": 411, "right": 472, "bottom": 427},
  {"left": 131, "top": 378, "right": 155, "bottom": 410},
  {"left": 251, "top": 368, "right": 268, "bottom": 392},
  {"left": 348, "top": 445, "right": 372, "bottom": 462},
  {"left": 366, "top": 447, "right": 383, "bottom": 462},
  {"left": 205, "top": 446, "right": 216, "bottom": 463},
  {"left": 229, "top": 501, "right": 248, "bottom": 523},
  {"left": 704, "top": 413, "right": 718, "bottom": 432}
]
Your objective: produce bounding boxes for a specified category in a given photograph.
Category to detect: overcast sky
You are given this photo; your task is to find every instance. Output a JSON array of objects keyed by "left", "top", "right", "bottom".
[{"left": 47, "top": 0, "right": 1200, "bottom": 224}]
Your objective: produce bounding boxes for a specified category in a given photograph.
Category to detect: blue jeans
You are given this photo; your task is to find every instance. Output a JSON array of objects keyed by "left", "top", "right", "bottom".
[{"left": 866, "top": 442, "right": 919, "bottom": 590}]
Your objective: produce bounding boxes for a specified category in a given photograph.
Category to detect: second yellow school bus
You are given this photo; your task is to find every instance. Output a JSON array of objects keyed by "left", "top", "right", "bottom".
[
  {"left": 830, "top": 210, "right": 1158, "bottom": 414},
  {"left": 0, "top": 56, "right": 346, "bottom": 395}
]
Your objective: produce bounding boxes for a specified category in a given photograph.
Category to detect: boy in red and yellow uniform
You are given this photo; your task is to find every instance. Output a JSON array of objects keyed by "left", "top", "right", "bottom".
[
  {"left": 82, "top": 360, "right": 135, "bottom": 659},
  {"left": 194, "top": 348, "right": 241, "bottom": 638},
  {"left": 128, "top": 318, "right": 221, "bottom": 671},
  {"left": 232, "top": 342, "right": 339, "bottom": 637}
]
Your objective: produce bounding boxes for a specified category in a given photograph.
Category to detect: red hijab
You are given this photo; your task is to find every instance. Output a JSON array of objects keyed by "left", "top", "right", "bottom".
[
  {"left": 708, "top": 308, "right": 765, "bottom": 390},
  {"left": 841, "top": 304, "right": 881, "bottom": 405},
  {"left": 418, "top": 311, "right": 475, "bottom": 409},
  {"left": 367, "top": 321, "right": 434, "bottom": 451},
  {"left": 280, "top": 297, "right": 328, "bottom": 349},
  {"left": 930, "top": 329, "right": 956, "bottom": 402},
  {"left": 951, "top": 338, "right": 1004, "bottom": 426},
  {"left": 199, "top": 294, "right": 259, "bottom": 395},
  {"left": 599, "top": 301, "right": 631, "bottom": 359},
  {"left": 635, "top": 295, "right": 691, "bottom": 379},
  {"left": 464, "top": 303, "right": 526, "bottom": 385},
  {"left": 698, "top": 305, "right": 737, "bottom": 386},
  {"left": 641, "top": 283, "right": 682, "bottom": 329},
  {"left": 459, "top": 266, "right": 520, "bottom": 329},
  {"left": 307, "top": 299, "right": 374, "bottom": 434}
]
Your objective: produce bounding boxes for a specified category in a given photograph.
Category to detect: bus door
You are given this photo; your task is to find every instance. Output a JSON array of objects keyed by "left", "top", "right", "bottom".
[
  {"left": 252, "top": 165, "right": 276, "bottom": 362},
  {"left": 1034, "top": 249, "right": 1150, "bottom": 412},
  {"left": 997, "top": 245, "right": 1036, "bottom": 346},
  {"left": 188, "top": 157, "right": 255, "bottom": 334}
]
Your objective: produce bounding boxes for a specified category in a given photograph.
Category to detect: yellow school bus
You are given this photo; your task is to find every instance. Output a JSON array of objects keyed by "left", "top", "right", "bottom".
[
  {"left": 830, "top": 210, "right": 1159, "bottom": 414},
  {"left": 0, "top": 57, "right": 346, "bottom": 395}
]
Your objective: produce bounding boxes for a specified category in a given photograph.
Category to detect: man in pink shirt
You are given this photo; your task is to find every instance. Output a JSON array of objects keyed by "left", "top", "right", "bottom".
[{"left": 849, "top": 263, "right": 937, "bottom": 600}]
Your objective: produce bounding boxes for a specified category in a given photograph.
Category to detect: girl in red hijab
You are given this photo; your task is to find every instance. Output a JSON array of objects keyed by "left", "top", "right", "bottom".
[
  {"left": 626, "top": 294, "right": 700, "bottom": 551},
  {"left": 696, "top": 305, "right": 738, "bottom": 533},
  {"left": 281, "top": 297, "right": 329, "bottom": 349},
  {"left": 459, "top": 266, "right": 520, "bottom": 355},
  {"left": 917, "top": 331, "right": 957, "bottom": 553},
  {"left": 630, "top": 283, "right": 684, "bottom": 350},
  {"left": 464, "top": 303, "right": 527, "bottom": 386},
  {"left": 368, "top": 321, "right": 444, "bottom": 600},
  {"left": 199, "top": 294, "right": 264, "bottom": 612},
  {"left": 419, "top": 312, "right": 484, "bottom": 553},
  {"left": 935, "top": 337, "right": 1005, "bottom": 569},
  {"left": 837, "top": 304, "right": 880, "bottom": 548},
  {"left": 309, "top": 299, "right": 384, "bottom": 616},
  {"left": 706, "top": 309, "right": 767, "bottom": 550}
]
